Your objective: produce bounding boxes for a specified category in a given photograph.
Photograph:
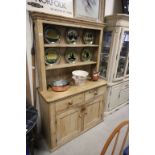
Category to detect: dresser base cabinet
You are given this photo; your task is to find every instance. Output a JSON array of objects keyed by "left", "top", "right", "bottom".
[{"left": 39, "top": 82, "right": 106, "bottom": 150}]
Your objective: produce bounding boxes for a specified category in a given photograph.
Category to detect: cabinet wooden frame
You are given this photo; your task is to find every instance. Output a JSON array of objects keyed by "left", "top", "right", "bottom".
[
  {"left": 100, "top": 14, "right": 129, "bottom": 113},
  {"left": 113, "top": 27, "right": 129, "bottom": 82},
  {"left": 101, "top": 26, "right": 129, "bottom": 83},
  {"left": 31, "top": 12, "right": 107, "bottom": 150}
]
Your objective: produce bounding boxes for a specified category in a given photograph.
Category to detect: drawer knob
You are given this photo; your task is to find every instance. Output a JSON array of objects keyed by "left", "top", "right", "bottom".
[
  {"left": 68, "top": 102, "right": 73, "bottom": 105},
  {"left": 81, "top": 107, "right": 86, "bottom": 111}
]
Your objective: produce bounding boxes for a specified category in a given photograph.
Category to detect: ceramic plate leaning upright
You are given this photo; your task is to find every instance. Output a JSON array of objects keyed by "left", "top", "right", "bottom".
[
  {"left": 65, "top": 48, "right": 78, "bottom": 64},
  {"left": 83, "top": 31, "right": 95, "bottom": 44},
  {"left": 45, "top": 48, "right": 60, "bottom": 65},
  {"left": 81, "top": 48, "right": 93, "bottom": 61},
  {"left": 44, "top": 26, "right": 60, "bottom": 44},
  {"left": 66, "top": 29, "right": 79, "bottom": 44}
]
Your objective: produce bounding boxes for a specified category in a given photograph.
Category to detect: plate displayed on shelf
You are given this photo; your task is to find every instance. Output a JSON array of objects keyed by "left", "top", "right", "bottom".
[
  {"left": 66, "top": 29, "right": 78, "bottom": 44},
  {"left": 65, "top": 48, "right": 78, "bottom": 63},
  {"left": 83, "top": 31, "right": 94, "bottom": 44},
  {"left": 44, "top": 26, "right": 60, "bottom": 44},
  {"left": 45, "top": 48, "right": 60, "bottom": 65},
  {"left": 81, "top": 48, "right": 93, "bottom": 61}
]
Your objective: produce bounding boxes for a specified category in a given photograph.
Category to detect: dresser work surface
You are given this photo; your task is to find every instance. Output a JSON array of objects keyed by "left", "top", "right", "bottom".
[{"left": 39, "top": 79, "right": 107, "bottom": 103}]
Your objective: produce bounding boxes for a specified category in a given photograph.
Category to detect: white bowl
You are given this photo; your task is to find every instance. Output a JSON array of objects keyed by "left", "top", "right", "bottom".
[
  {"left": 72, "top": 70, "right": 89, "bottom": 78},
  {"left": 72, "top": 70, "right": 89, "bottom": 85}
]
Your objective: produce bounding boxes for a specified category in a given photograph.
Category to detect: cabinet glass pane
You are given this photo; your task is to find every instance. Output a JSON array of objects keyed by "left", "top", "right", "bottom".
[
  {"left": 116, "top": 31, "right": 129, "bottom": 78},
  {"left": 100, "top": 31, "right": 112, "bottom": 78}
]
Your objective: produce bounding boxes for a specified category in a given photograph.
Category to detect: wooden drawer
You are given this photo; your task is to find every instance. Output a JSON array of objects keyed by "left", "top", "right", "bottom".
[
  {"left": 85, "top": 86, "right": 106, "bottom": 102},
  {"left": 56, "top": 93, "right": 84, "bottom": 112}
]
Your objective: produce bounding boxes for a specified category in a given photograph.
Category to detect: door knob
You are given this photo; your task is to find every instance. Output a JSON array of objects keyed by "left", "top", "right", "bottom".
[{"left": 68, "top": 102, "right": 73, "bottom": 105}]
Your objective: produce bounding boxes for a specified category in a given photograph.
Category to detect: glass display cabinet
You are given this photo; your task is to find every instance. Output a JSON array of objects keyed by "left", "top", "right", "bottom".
[{"left": 100, "top": 14, "right": 129, "bottom": 113}]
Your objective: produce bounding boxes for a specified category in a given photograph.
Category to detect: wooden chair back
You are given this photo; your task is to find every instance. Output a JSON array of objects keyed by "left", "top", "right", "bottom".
[{"left": 100, "top": 120, "right": 129, "bottom": 155}]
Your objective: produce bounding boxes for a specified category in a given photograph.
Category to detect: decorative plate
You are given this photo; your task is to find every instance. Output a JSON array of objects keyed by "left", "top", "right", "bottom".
[
  {"left": 81, "top": 48, "right": 93, "bottom": 61},
  {"left": 44, "top": 26, "right": 60, "bottom": 44},
  {"left": 83, "top": 31, "right": 94, "bottom": 44},
  {"left": 66, "top": 29, "right": 78, "bottom": 44},
  {"left": 65, "top": 48, "right": 78, "bottom": 63},
  {"left": 45, "top": 48, "right": 60, "bottom": 65}
]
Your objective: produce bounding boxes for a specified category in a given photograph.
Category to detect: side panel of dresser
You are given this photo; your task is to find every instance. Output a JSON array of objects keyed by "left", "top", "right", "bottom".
[{"left": 39, "top": 96, "right": 55, "bottom": 149}]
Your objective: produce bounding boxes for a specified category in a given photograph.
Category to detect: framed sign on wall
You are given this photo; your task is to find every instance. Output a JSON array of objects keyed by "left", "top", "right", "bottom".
[
  {"left": 74, "top": 0, "right": 105, "bottom": 22},
  {"left": 26, "top": 0, "right": 73, "bottom": 18}
]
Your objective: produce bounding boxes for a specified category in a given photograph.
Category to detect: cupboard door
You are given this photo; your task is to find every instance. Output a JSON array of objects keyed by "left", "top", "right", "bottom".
[
  {"left": 100, "top": 31, "right": 113, "bottom": 78},
  {"left": 114, "top": 29, "right": 129, "bottom": 81},
  {"left": 108, "top": 84, "right": 121, "bottom": 110},
  {"left": 119, "top": 88, "right": 129, "bottom": 105},
  {"left": 84, "top": 97, "right": 103, "bottom": 130},
  {"left": 56, "top": 108, "right": 81, "bottom": 145}
]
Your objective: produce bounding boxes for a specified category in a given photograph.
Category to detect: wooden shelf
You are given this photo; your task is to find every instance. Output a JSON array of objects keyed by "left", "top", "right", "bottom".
[
  {"left": 39, "top": 79, "right": 107, "bottom": 103},
  {"left": 45, "top": 61, "right": 97, "bottom": 70},
  {"left": 44, "top": 44, "right": 99, "bottom": 48}
]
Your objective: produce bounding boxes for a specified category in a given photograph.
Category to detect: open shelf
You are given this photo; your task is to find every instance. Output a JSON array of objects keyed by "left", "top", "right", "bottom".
[
  {"left": 45, "top": 61, "right": 97, "bottom": 70},
  {"left": 44, "top": 44, "right": 99, "bottom": 48}
]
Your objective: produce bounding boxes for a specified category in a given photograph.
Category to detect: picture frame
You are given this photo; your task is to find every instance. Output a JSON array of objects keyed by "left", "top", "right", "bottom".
[
  {"left": 74, "top": 0, "right": 105, "bottom": 22},
  {"left": 27, "top": 0, "right": 74, "bottom": 18}
]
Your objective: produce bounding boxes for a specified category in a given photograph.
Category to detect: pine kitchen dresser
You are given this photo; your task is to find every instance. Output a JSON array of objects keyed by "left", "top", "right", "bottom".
[{"left": 31, "top": 12, "right": 107, "bottom": 151}]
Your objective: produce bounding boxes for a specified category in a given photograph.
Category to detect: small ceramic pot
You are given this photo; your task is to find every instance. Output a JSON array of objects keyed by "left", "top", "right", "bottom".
[{"left": 91, "top": 72, "right": 100, "bottom": 81}]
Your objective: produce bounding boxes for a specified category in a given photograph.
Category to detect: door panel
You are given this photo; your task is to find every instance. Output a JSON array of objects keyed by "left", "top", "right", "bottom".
[
  {"left": 84, "top": 97, "right": 103, "bottom": 130},
  {"left": 56, "top": 108, "right": 81, "bottom": 145},
  {"left": 119, "top": 88, "right": 129, "bottom": 105},
  {"left": 114, "top": 28, "right": 129, "bottom": 81},
  {"left": 108, "top": 84, "right": 121, "bottom": 110},
  {"left": 100, "top": 31, "right": 113, "bottom": 78}
]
